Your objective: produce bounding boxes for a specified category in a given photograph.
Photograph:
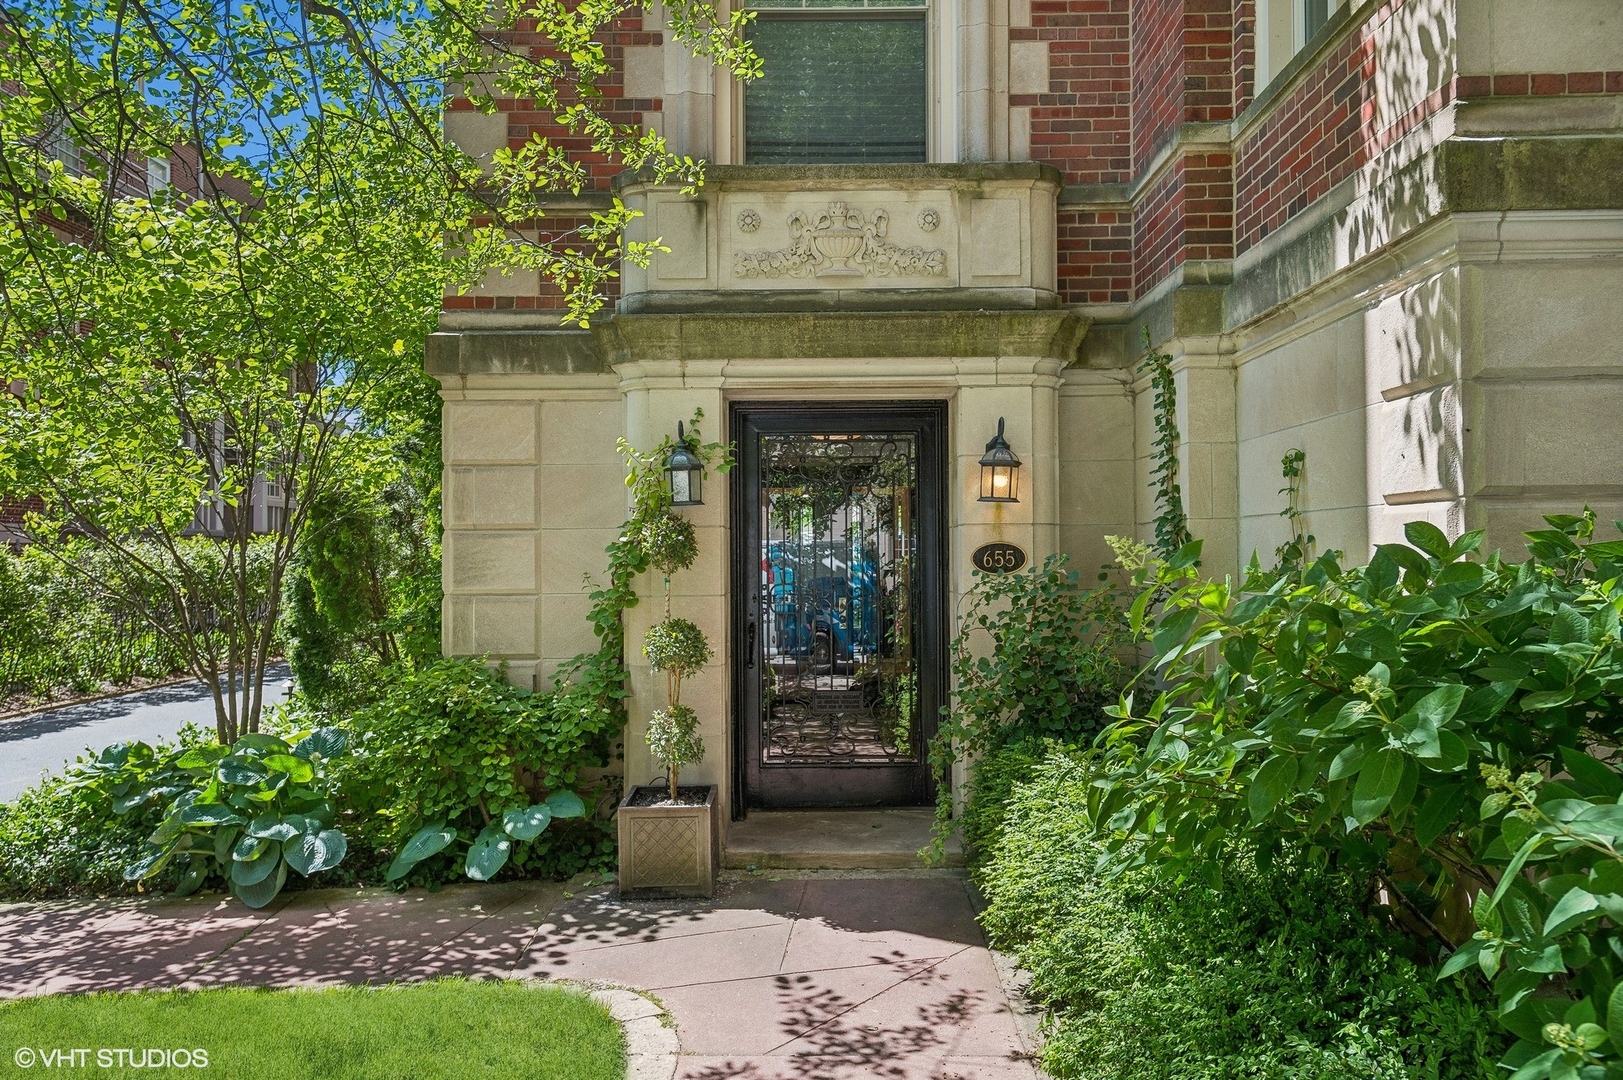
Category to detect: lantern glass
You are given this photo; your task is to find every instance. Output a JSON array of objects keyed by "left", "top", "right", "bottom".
[
  {"left": 977, "top": 417, "right": 1021, "bottom": 503},
  {"left": 664, "top": 421, "right": 704, "bottom": 506}
]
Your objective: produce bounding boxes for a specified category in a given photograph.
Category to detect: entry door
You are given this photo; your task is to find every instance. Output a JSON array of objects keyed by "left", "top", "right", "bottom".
[{"left": 732, "top": 403, "right": 947, "bottom": 809}]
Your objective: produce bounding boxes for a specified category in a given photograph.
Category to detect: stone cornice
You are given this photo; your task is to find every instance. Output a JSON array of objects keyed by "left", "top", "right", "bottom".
[{"left": 594, "top": 310, "right": 1090, "bottom": 366}]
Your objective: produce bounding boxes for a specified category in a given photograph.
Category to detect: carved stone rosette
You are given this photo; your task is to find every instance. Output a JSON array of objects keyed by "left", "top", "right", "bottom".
[{"left": 735, "top": 202, "right": 948, "bottom": 280}]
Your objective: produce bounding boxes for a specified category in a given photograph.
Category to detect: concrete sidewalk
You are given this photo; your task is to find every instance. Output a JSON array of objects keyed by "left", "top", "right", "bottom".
[{"left": 0, "top": 870, "right": 1041, "bottom": 1080}]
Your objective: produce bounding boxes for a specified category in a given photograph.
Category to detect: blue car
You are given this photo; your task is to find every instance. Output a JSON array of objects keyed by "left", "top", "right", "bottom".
[{"left": 767, "top": 541, "right": 878, "bottom": 670}]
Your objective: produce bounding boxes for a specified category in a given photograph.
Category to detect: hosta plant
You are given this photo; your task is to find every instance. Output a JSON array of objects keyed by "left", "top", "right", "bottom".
[
  {"left": 110, "top": 728, "right": 351, "bottom": 908},
  {"left": 384, "top": 789, "right": 588, "bottom": 884}
]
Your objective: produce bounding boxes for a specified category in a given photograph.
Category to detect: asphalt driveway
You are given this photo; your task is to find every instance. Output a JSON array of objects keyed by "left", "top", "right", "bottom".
[{"left": 0, "top": 665, "right": 293, "bottom": 802}]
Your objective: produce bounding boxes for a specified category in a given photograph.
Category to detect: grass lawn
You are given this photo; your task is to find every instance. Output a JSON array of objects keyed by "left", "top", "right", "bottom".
[{"left": 0, "top": 978, "right": 626, "bottom": 1079}]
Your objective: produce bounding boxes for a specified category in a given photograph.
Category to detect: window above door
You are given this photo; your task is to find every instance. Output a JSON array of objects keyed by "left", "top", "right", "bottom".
[{"left": 743, "top": 0, "right": 928, "bottom": 165}]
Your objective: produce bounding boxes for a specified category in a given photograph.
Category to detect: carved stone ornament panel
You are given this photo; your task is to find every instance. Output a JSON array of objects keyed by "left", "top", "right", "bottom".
[{"left": 734, "top": 201, "right": 948, "bottom": 280}]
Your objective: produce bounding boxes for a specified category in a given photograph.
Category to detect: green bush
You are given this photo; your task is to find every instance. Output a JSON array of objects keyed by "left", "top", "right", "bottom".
[
  {"left": 280, "top": 481, "right": 441, "bottom": 718},
  {"left": 960, "top": 737, "right": 1044, "bottom": 864},
  {"left": 0, "top": 725, "right": 212, "bottom": 900},
  {"left": 978, "top": 752, "right": 1508, "bottom": 1080},
  {"left": 103, "top": 729, "right": 352, "bottom": 908},
  {"left": 0, "top": 540, "right": 193, "bottom": 697},
  {"left": 332, "top": 658, "right": 617, "bottom": 886},
  {"left": 1095, "top": 511, "right": 1623, "bottom": 1077},
  {"left": 928, "top": 554, "right": 1128, "bottom": 853}
]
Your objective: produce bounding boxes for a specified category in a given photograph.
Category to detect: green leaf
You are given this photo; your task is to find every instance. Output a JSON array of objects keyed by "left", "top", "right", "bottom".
[
  {"left": 216, "top": 757, "right": 270, "bottom": 786},
  {"left": 1152, "top": 608, "right": 1200, "bottom": 664},
  {"left": 1328, "top": 739, "right": 1375, "bottom": 781},
  {"left": 1404, "top": 520, "right": 1450, "bottom": 559},
  {"left": 1550, "top": 605, "right": 1590, "bottom": 645},
  {"left": 1416, "top": 784, "right": 1468, "bottom": 848},
  {"left": 1544, "top": 886, "right": 1602, "bottom": 937},
  {"left": 284, "top": 830, "right": 347, "bottom": 876},
  {"left": 1606, "top": 982, "right": 1623, "bottom": 1053},
  {"left": 385, "top": 824, "right": 458, "bottom": 882},
  {"left": 544, "top": 791, "right": 587, "bottom": 820},
  {"left": 260, "top": 754, "right": 314, "bottom": 784},
  {"left": 1349, "top": 748, "right": 1405, "bottom": 826},
  {"left": 292, "top": 727, "right": 348, "bottom": 759},
  {"left": 1438, "top": 939, "right": 1483, "bottom": 979},
  {"left": 503, "top": 804, "right": 553, "bottom": 841},
  {"left": 465, "top": 824, "right": 512, "bottom": 881},
  {"left": 1247, "top": 755, "right": 1298, "bottom": 824},
  {"left": 1558, "top": 747, "right": 1623, "bottom": 799},
  {"left": 231, "top": 843, "right": 282, "bottom": 886},
  {"left": 179, "top": 803, "right": 243, "bottom": 826},
  {"left": 1522, "top": 689, "right": 1576, "bottom": 711},
  {"left": 232, "top": 860, "right": 287, "bottom": 909},
  {"left": 233, "top": 734, "right": 291, "bottom": 755},
  {"left": 123, "top": 847, "right": 170, "bottom": 882},
  {"left": 247, "top": 813, "right": 300, "bottom": 841}
]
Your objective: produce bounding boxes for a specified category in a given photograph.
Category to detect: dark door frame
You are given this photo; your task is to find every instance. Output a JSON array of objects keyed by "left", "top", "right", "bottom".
[{"left": 729, "top": 400, "right": 949, "bottom": 817}]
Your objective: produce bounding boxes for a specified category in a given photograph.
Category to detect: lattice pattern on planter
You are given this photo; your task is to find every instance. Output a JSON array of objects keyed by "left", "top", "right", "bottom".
[{"left": 628, "top": 816, "right": 699, "bottom": 888}]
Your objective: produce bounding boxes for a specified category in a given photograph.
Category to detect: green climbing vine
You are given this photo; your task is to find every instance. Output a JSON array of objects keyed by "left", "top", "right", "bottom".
[
  {"left": 1272, "top": 447, "right": 1312, "bottom": 573},
  {"left": 1139, "top": 328, "right": 1193, "bottom": 560},
  {"left": 556, "top": 410, "right": 732, "bottom": 735}
]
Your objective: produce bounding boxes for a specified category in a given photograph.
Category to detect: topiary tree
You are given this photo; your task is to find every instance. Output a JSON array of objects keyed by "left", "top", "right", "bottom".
[
  {"left": 644, "top": 618, "right": 711, "bottom": 799},
  {"left": 617, "top": 413, "right": 729, "bottom": 802}
]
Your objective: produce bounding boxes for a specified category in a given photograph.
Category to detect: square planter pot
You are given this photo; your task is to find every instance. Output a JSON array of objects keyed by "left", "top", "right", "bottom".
[{"left": 617, "top": 784, "right": 718, "bottom": 898}]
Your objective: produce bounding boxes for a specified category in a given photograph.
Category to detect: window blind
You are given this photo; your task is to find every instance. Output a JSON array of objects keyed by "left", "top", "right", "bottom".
[{"left": 744, "top": 13, "right": 928, "bottom": 165}]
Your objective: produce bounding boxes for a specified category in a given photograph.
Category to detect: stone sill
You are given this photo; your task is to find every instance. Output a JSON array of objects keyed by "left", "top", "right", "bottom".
[{"left": 612, "top": 161, "right": 1064, "bottom": 193}]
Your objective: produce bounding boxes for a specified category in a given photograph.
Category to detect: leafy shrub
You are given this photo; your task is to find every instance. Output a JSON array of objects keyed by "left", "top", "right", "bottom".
[
  {"left": 1093, "top": 510, "right": 1623, "bottom": 1078},
  {"left": 281, "top": 481, "right": 441, "bottom": 718},
  {"left": 978, "top": 752, "right": 1508, "bottom": 1080},
  {"left": 0, "top": 540, "right": 195, "bottom": 697},
  {"left": 0, "top": 725, "right": 211, "bottom": 900},
  {"left": 928, "top": 554, "right": 1127, "bottom": 852},
  {"left": 88, "top": 729, "right": 352, "bottom": 908},
  {"left": 959, "top": 737, "right": 1044, "bottom": 864},
  {"left": 334, "top": 658, "right": 617, "bottom": 885}
]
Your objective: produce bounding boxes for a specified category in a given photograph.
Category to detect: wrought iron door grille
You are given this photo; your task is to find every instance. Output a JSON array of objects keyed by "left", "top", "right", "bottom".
[{"left": 757, "top": 431, "right": 921, "bottom": 765}]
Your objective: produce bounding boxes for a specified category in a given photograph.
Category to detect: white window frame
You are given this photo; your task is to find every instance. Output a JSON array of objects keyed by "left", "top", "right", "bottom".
[{"left": 147, "top": 156, "right": 172, "bottom": 194}]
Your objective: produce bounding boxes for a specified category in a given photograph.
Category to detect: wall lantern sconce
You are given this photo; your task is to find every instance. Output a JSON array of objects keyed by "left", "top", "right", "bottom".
[
  {"left": 664, "top": 420, "right": 704, "bottom": 506},
  {"left": 978, "top": 417, "right": 1021, "bottom": 503}
]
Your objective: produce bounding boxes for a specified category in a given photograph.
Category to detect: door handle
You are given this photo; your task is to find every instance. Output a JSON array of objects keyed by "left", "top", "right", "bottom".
[{"left": 746, "top": 595, "right": 758, "bottom": 669}]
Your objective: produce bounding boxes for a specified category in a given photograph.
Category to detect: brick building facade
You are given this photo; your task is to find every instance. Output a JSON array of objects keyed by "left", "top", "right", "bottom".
[{"left": 432, "top": 0, "right": 1623, "bottom": 824}]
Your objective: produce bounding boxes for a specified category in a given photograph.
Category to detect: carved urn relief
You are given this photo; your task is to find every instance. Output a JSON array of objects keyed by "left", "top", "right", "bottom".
[{"left": 735, "top": 201, "right": 948, "bottom": 280}]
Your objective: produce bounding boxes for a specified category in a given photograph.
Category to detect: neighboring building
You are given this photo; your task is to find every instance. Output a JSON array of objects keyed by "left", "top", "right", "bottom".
[
  {"left": 430, "top": 0, "right": 1623, "bottom": 825},
  {"left": 0, "top": 116, "right": 280, "bottom": 545}
]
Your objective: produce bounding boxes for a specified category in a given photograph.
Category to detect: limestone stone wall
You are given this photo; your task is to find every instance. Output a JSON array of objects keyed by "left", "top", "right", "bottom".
[
  {"left": 1057, "top": 372, "right": 1136, "bottom": 577},
  {"left": 441, "top": 375, "right": 626, "bottom": 690}
]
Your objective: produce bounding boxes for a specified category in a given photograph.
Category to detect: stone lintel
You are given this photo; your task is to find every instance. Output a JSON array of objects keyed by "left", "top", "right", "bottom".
[
  {"left": 426, "top": 330, "right": 605, "bottom": 378},
  {"left": 591, "top": 310, "right": 1091, "bottom": 366}
]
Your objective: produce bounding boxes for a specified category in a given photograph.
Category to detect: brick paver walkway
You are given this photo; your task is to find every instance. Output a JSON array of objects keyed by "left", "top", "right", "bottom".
[{"left": 0, "top": 870, "right": 1039, "bottom": 1080}]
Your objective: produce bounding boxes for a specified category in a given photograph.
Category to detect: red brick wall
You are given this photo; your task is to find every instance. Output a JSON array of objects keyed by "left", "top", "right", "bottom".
[
  {"left": 1183, "top": 0, "right": 1235, "bottom": 123},
  {"left": 1058, "top": 208, "right": 1133, "bottom": 304},
  {"left": 1131, "top": 0, "right": 1185, "bottom": 171},
  {"left": 1231, "top": 0, "right": 1450, "bottom": 253},
  {"left": 443, "top": 14, "right": 654, "bottom": 309},
  {"left": 1133, "top": 161, "right": 1184, "bottom": 294},
  {"left": 1232, "top": 0, "right": 1256, "bottom": 117},
  {"left": 446, "top": 14, "right": 658, "bottom": 194},
  {"left": 1456, "top": 71, "right": 1623, "bottom": 97},
  {"left": 441, "top": 216, "right": 622, "bottom": 314},
  {"left": 1016, "top": 0, "right": 1133, "bottom": 185}
]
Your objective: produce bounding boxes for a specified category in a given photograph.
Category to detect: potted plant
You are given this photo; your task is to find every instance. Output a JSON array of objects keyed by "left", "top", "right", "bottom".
[{"left": 616, "top": 418, "right": 726, "bottom": 897}]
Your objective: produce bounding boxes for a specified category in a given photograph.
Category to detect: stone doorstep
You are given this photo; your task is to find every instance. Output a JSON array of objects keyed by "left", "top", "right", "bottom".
[{"left": 721, "top": 808, "right": 966, "bottom": 871}]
